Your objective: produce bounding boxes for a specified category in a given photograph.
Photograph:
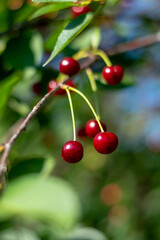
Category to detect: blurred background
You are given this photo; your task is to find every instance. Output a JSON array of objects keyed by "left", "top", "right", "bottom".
[{"left": 0, "top": 0, "right": 160, "bottom": 239}]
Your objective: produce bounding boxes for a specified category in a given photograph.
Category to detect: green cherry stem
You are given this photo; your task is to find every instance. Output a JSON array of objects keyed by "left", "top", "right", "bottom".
[
  {"left": 86, "top": 68, "right": 97, "bottom": 92},
  {"left": 66, "top": 88, "right": 77, "bottom": 141},
  {"left": 68, "top": 86, "right": 104, "bottom": 133},
  {"left": 92, "top": 49, "right": 112, "bottom": 67},
  {"left": 85, "top": 68, "right": 100, "bottom": 119}
]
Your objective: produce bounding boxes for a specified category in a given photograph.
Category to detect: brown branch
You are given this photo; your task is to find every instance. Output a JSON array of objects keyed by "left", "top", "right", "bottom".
[
  {"left": 106, "top": 31, "right": 160, "bottom": 55},
  {"left": 0, "top": 31, "right": 160, "bottom": 186},
  {"left": 0, "top": 56, "right": 96, "bottom": 184}
]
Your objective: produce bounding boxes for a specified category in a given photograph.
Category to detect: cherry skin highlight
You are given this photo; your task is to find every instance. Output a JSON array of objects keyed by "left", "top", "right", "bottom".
[
  {"left": 102, "top": 65, "right": 124, "bottom": 85},
  {"left": 93, "top": 132, "right": 118, "bottom": 154},
  {"left": 47, "top": 79, "right": 75, "bottom": 96},
  {"left": 70, "top": 6, "right": 91, "bottom": 18},
  {"left": 62, "top": 141, "right": 84, "bottom": 163},
  {"left": 59, "top": 57, "right": 80, "bottom": 76},
  {"left": 85, "top": 119, "right": 107, "bottom": 138}
]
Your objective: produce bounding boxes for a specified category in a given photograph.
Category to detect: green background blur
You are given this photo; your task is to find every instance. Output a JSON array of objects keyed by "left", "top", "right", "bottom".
[{"left": 0, "top": 0, "right": 160, "bottom": 239}]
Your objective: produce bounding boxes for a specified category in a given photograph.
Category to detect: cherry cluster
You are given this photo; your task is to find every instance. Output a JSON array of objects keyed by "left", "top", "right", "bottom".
[
  {"left": 45, "top": 56, "right": 123, "bottom": 164},
  {"left": 33, "top": 6, "right": 124, "bottom": 164}
]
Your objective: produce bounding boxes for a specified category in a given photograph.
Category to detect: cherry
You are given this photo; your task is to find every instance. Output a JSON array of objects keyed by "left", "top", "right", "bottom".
[
  {"left": 32, "top": 82, "right": 42, "bottom": 95},
  {"left": 59, "top": 57, "right": 80, "bottom": 76},
  {"left": 70, "top": 6, "right": 91, "bottom": 18},
  {"left": 47, "top": 79, "right": 75, "bottom": 95},
  {"left": 93, "top": 132, "right": 118, "bottom": 154},
  {"left": 62, "top": 141, "right": 83, "bottom": 163},
  {"left": 102, "top": 65, "right": 124, "bottom": 85},
  {"left": 77, "top": 127, "right": 87, "bottom": 138},
  {"left": 85, "top": 119, "right": 107, "bottom": 138}
]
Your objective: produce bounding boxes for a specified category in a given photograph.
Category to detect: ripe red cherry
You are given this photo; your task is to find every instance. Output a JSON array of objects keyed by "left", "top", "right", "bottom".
[
  {"left": 93, "top": 132, "right": 118, "bottom": 154},
  {"left": 62, "top": 141, "right": 83, "bottom": 163},
  {"left": 47, "top": 79, "right": 75, "bottom": 95},
  {"left": 70, "top": 6, "right": 91, "bottom": 18},
  {"left": 77, "top": 127, "right": 87, "bottom": 138},
  {"left": 32, "top": 82, "right": 42, "bottom": 95},
  {"left": 59, "top": 57, "right": 80, "bottom": 76},
  {"left": 85, "top": 119, "right": 107, "bottom": 138},
  {"left": 102, "top": 65, "right": 124, "bottom": 85}
]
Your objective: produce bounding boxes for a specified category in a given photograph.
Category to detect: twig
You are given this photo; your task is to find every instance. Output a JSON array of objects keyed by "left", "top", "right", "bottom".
[
  {"left": 0, "top": 56, "right": 96, "bottom": 184},
  {"left": 0, "top": 30, "right": 160, "bottom": 186},
  {"left": 106, "top": 31, "right": 160, "bottom": 55}
]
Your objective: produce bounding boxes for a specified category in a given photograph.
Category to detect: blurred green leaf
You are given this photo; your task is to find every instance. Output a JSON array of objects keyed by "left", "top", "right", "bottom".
[
  {"left": 30, "top": 32, "right": 43, "bottom": 65},
  {"left": 66, "top": 227, "right": 108, "bottom": 240},
  {"left": 0, "top": 72, "right": 21, "bottom": 117},
  {"left": 107, "top": 0, "right": 120, "bottom": 5},
  {"left": 71, "top": 27, "right": 101, "bottom": 50},
  {"left": 3, "top": 33, "right": 43, "bottom": 69},
  {"left": 0, "top": 175, "right": 80, "bottom": 229},
  {"left": 0, "top": 227, "right": 40, "bottom": 240},
  {"left": 33, "top": 0, "right": 76, "bottom": 2},
  {"left": 43, "top": 12, "right": 95, "bottom": 66},
  {"left": 30, "top": 3, "right": 74, "bottom": 20},
  {"left": 8, "top": 157, "right": 46, "bottom": 180}
]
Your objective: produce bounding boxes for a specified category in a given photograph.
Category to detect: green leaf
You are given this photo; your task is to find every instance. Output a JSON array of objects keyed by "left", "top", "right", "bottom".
[
  {"left": 43, "top": 12, "right": 95, "bottom": 66},
  {"left": 0, "top": 175, "right": 80, "bottom": 229},
  {"left": 66, "top": 227, "right": 108, "bottom": 240},
  {"left": 33, "top": 0, "right": 76, "bottom": 2},
  {"left": 0, "top": 228, "right": 40, "bottom": 240},
  {"left": 0, "top": 72, "right": 21, "bottom": 117},
  {"left": 44, "top": 20, "right": 70, "bottom": 51},
  {"left": 4, "top": 33, "right": 43, "bottom": 69},
  {"left": 30, "top": 3, "right": 74, "bottom": 20},
  {"left": 71, "top": 27, "right": 101, "bottom": 50},
  {"left": 8, "top": 157, "right": 46, "bottom": 181},
  {"left": 107, "top": 0, "right": 120, "bottom": 5}
]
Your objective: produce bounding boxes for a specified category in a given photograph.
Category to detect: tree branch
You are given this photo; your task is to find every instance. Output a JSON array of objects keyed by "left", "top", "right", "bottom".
[
  {"left": 106, "top": 31, "right": 160, "bottom": 55},
  {"left": 0, "top": 31, "right": 160, "bottom": 186},
  {"left": 0, "top": 56, "right": 96, "bottom": 183}
]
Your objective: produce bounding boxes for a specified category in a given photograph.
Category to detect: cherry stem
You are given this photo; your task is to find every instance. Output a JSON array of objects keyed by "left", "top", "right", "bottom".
[
  {"left": 66, "top": 88, "right": 77, "bottom": 141},
  {"left": 68, "top": 86, "right": 104, "bottom": 132},
  {"left": 85, "top": 68, "right": 100, "bottom": 119},
  {"left": 73, "top": 49, "right": 90, "bottom": 60},
  {"left": 92, "top": 49, "right": 112, "bottom": 66},
  {"left": 86, "top": 68, "right": 97, "bottom": 92}
]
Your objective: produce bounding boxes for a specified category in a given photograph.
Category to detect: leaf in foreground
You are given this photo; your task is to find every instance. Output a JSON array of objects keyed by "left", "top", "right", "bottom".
[
  {"left": 0, "top": 174, "right": 80, "bottom": 229},
  {"left": 43, "top": 12, "right": 95, "bottom": 66}
]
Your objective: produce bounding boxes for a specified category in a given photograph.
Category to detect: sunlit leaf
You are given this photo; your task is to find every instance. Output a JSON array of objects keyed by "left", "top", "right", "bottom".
[
  {"left": 33, "top": 0, "right": 76, "bottom": 2},
  {"left": 43, "top": 12, "right": 95, "bottom": 66},
  {"left": 66, "top": 227, "right": 108, "bottom": 240},
  {"left": 71, "top": 27, "right": 101, "bottom": 50},
  {"left": 0, "top": 175, "right": 81, "bottom": 229},
  {"left": 0, "top": 72, "right": 22, "bottom": 117},
  {"left": 30, "top": 2, "right": 74, "bottom": 20},
  {"left": 0, "top": 228, "right": 40, "bottom": 240}
]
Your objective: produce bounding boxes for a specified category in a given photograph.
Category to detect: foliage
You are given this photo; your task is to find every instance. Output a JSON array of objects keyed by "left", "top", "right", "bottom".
[{"left": 0, "top": 0, "right": 160, "bottom": 240}]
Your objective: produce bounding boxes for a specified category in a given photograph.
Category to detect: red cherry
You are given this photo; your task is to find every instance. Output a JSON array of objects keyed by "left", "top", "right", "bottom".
[
  {"left": 62, "top": 141, "right": 83, "bottom": 163},
  {"left": 93, "top": 132, "right": 118, "bottom": 154},
  {"left": 77, "top": 127, "right": 87, "bottom": 138},
  {"left": 85, "top": 119, "right": 107, "bottom": 138},
  {"left": 102, "top": 65, "right": 124, "bottom": 85},
  {"left": 32, "top": 82, "right": 42, "bottom": 95},
  {"left": 47, "top": 79, "right": 75, "bottom": 95},
  {"left": 59, "top": 57, "right": 80, "bottom": 76},
  {"left": 70, "top": 6, "right": 91, "bottom": 18}
]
